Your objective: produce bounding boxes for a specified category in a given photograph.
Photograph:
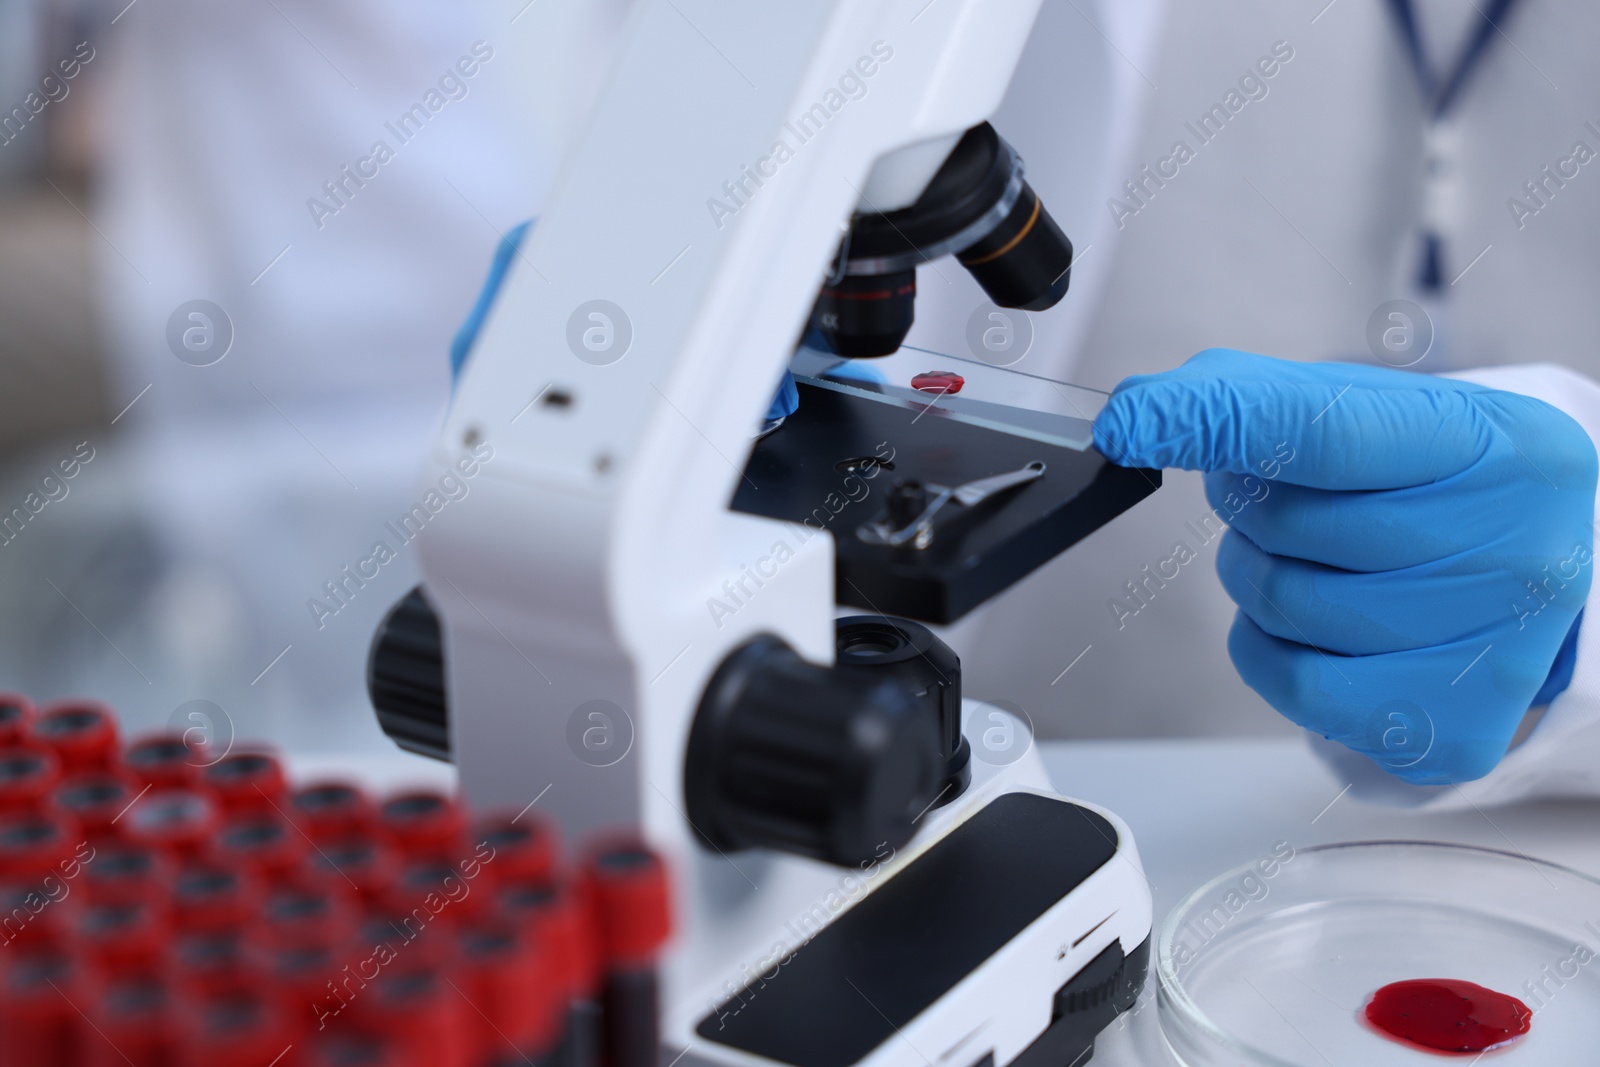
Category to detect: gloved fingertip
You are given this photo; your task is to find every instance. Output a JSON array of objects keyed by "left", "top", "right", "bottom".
[{"left": 1092, "top": 392, "right": 1146, "bottom": 467}]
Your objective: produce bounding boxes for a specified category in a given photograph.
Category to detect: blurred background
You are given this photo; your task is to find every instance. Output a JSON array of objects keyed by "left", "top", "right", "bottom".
[
  {"left": 24, "top": 0, "right": 1573, "bottom": 758},
  {"left": 0, "top": 0, "right": 635, "bottom": 751}
]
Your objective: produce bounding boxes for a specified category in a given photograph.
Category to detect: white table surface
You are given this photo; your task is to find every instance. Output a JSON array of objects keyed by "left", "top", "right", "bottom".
[
  {"left": 1038, "top": 739, "right": 1600, "bottom": 1066},
  {"left": 289, "top": 739, "right": 1600, "bottom": 1067}
]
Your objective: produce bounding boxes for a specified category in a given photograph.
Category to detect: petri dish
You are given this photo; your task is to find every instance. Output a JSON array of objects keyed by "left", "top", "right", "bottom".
[{"left": 1158, "top": 841, "right": 1600, "bottom": 1065}]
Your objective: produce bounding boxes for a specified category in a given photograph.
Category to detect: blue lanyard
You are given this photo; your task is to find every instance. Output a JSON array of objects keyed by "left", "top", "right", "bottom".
[
  {"left": 1386, "top": 0, "right": 1520, "bottom": 120},
  {"left": 1385, "top": 0, "right": 1521, "bottom": 288}
]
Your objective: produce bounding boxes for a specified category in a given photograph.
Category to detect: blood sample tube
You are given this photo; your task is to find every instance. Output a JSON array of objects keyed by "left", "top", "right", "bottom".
[
  {"left": 382, "top": 859, "right": 491, "bottom": 926},
  {"left": 203, "top": 751, "right": 289, "bottom": 815},
  {"left": 262, "top": 938, "right": 345, "bottom": 1023},
  {"left": 458, "top": 914, "right": 561, "bottom": 1066},
  {"left": 290, "top": 781, "right": 376, "bottom": 841},
  {"left": 0, "top": 746, "right": 62, "bottom": 813},
  {"left": 0, "top": 878, "right": 77, "bottom": 950},
  {"left": 31, "top": 700, "right": 120, "bottom": 773},
  {"left": 0, "top": 810, "right": 78, "bottom": 881},
  {"left": 306, "top": 834, "right": 401, "bottom": 905},
  {"left": 124, "top": 732, "right": 208, "bottom": 789},
  {"left": 354, "top": 906, "right": 458, "bottom": 972},
  {"left": 302, "top": 1033, "right": 408, "bottom": 1067},
  {"left": 122, "top": 788, "right": 223, "bottom": 860},
  {"left": 77, "top": 898, "right": 169, "bottom": 973},
  {"left": 378, "top": 790, "right": 465, "bottom": 861},
  {"left": 352, "top": 966, "right": 473, "bottom": 1067},
  {"left": 212, "top": 811, "right": 309, "bottom": 882},
  {"left": 585, "top": 838, "right": 672, "bottom": 1067},
  {"left": 0, "top": 692, "right": 35, "bottom": 746},
  {"left": 0, "top": 948, "right": 92, "bottom": 1067},
  {"left": 261, "top": 875, "right": 359, "bottom": 949},
  {"left": 473, "top": 811, "right": 558, "bottom": 885},
  {"left": 82, "top": 841, "right": 174, "bottom": 907},
  {"left": 498, "top": 876, "right": 601, "bottom": 1067},
  {"left": 56, "top": 771, "right": 142, "bottom": 840},
  {"left": 171, "top": 860, "right": 265, "bottom": 933},
  {"left": 171, "top": 928, "right": 258, "bottom": 998},
  {"left": 178, "top": 987, "right": 305, "bottom": 1067},
  {"left": 88, "top": 975, "right": 183, "bottom": 1067}
]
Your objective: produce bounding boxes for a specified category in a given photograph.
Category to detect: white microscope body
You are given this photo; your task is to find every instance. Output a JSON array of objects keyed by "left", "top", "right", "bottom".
[{"left": 408, "top": 1, "right": 1154, "bottom": 1063}]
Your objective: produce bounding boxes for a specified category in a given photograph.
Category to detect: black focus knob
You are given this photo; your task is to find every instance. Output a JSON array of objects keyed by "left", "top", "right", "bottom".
[
  {"left": 685, "top": 635, "right": 941, "bottom": 867},
  {"left": 886, "top": 480, "right": 929, "bottom": 528},
  {"left": 367, "top": 586, "right": 450, "bottom": 762},
  {"left": 834, "top": 615, "right": 970, "bottom": 808}
]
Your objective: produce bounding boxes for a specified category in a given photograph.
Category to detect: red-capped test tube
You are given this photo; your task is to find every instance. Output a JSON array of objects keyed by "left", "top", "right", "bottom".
[
  {"left": 352, "top": 967, "right": 473, "bottom": 1067},
  {"left": 378, "top": 790, "right": 466, "bottom": 861},
  {"left": 260, "top": 875, "right": 358, "bottom": 949},
  {"left": 82, "top": 841, "right": 174, "bottom": 906},
  {"left": 170, "top": 928, "right": 258, "bottom": 999},
  {"left": 203, "top": 751, "right": 288, "bottom": 815},
  {"left": 123, "top": 789, "right": 223, "bottom": 859},
  {"left": 31, "top": 700, "right": 120, "bottom": 773},
  {"left": 177, "top": 988, "right": 303, "bottom": 1067},
  {"left": 306, "top": 834, "right": 401, "bottom": 904},
  {"left": 171, "top": 861, "right": 265, "bottom": 933},
  {"left": 457, "top": 915, "right": 562, "bottom": 1066},
  {"left": 124, "top": 732, "right": 208, "bottom": 789},
  {"left": 211, "top": 811, "right": 309, "bottom": 881},
  {"left": 585, "top": 837, "right": 673, "bottom": 1067},
  {"left": 382, "top": 859, "right": 491, "bottom": 926},
  {"left": 0, "top": 746, "right": 62, "bottom": 813},
  {"left": 262, "top": 939, "right": 344, "bottom": 1020},
  {"left": 290, "top": 781, "right": 375, "bottom": 841},
  {"left": 77, "top": 897, "right": 169, "bottom": 973},
  {"left": 302, "top": 1033, "right": 409, "bottom": 1067},
  {"left": 55, "top": 771, "right": 142, "bottom": 839},
  {"left": 498, "top": 876, "right": 602, "bottom": 1067},
  {"left": 0, "top": 810, "right": 79, "bottom": 882},
  {"left": 88, "top": 976, "right": 183, "bottom": 1067},
  {"left": 0, "top": 692, "right": 35, "bottom": 746},
  {"left": 473, "top": 811, "right": 559, "bottom": 885},
  {"left": 0, "top": 878, "right": 77, "bottom": 950},
  {"left": 0, "top": 950, "right": 93, "bottom": 1067}
]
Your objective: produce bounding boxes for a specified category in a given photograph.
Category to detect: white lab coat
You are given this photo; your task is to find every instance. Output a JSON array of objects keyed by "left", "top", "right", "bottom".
[{"left": 907, "top": 0, "right": 1600, "bottom": 808}]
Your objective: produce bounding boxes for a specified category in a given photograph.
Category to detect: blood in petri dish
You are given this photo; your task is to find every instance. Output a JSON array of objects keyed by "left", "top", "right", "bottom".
[
  {"left": 910, "top": 371, "right": 964, "bottom": 395},
  {"left": 1365, "top": 979, "right": 1531, "bottom": 1054}
]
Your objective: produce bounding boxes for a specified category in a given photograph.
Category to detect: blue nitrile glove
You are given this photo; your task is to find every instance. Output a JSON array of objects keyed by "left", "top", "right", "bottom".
[
  {"left": 1093, "top": 349, "right": 1598, "bottom": 785},
  {"left": 450, "top": 218, "right": 799, "bottom": 423}
]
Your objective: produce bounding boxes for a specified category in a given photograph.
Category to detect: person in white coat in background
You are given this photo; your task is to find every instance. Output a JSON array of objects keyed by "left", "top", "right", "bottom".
[
  {"left": 9, "top": 0, "right": 625, "bottom": 748},
  {"left": 50, "top": 0, "right": 1600, "bottom": 803}
]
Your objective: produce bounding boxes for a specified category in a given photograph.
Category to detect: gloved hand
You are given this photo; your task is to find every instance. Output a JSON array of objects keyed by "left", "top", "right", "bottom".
[{"left": 1093, "top": 349, "right": 1598, "bottom": 785}]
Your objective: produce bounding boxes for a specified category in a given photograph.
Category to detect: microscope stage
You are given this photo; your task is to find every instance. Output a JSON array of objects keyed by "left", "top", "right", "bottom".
[{"left": 731, "top": 381, "right": 1160, "bottom": 622}]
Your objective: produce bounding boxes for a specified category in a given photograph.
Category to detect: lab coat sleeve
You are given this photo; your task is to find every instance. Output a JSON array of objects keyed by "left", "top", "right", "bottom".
[{"left": 1312, "top": 363, "right": 1600, "bottom": 809}]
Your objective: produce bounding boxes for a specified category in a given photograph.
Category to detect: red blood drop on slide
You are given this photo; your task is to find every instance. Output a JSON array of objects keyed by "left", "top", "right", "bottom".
[
  {"left": 1365, "top": 979, "right": 1532, "bottom": 1054},
  {"left": 911, "top": 371, "right": 964, "bottom": 394}
]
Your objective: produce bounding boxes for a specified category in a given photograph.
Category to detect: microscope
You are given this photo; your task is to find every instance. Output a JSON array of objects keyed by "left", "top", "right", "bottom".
[{"left": 368, "top": 1, "right": 1160, "bottom": 1063}]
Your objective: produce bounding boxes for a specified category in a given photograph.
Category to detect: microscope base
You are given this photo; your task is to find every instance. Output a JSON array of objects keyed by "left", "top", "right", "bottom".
[{"left": 688, "top": 790, "right": 1152, "bottom": 1067}]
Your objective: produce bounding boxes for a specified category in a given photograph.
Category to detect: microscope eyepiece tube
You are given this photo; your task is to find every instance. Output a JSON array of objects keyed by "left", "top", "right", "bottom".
[
  {"left": 810, "top": 122, "right": 1074, "bottom": 359},
  {"left": 812, "top": 268, "right": 917, "bottom": 359},
  {"left": 956, "top": 180, "right": 1074, "bottom": 312}
]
